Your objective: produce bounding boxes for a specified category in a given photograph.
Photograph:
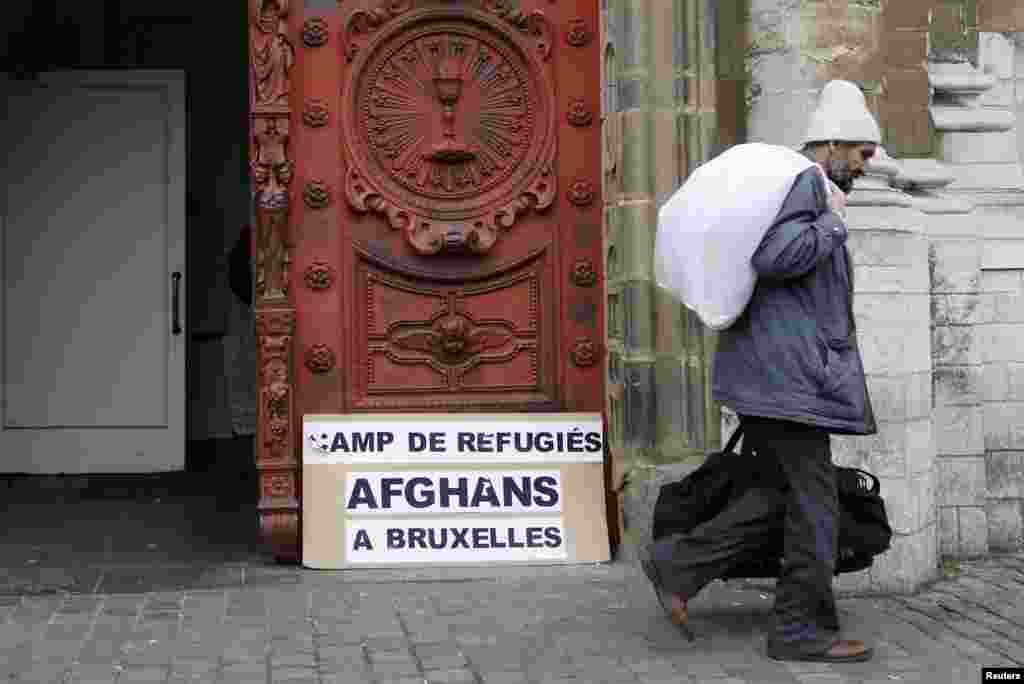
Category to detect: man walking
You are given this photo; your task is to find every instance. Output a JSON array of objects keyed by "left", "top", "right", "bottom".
[{"left": 642, "top": 80, "right": 880, "bottom": 663}]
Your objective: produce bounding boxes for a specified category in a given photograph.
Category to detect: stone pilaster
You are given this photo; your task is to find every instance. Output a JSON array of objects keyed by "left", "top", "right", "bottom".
[
  {"left": 831, "top": 149, "right": 938, "bottom": 594},
  {"left": 930, "top": 43, "right": 1024, "bottom": 554}
]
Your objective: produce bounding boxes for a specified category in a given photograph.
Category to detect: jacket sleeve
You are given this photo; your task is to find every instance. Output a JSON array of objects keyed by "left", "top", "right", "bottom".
[{"left": 750, "top": 167, "right": 848, "bottom": 280}]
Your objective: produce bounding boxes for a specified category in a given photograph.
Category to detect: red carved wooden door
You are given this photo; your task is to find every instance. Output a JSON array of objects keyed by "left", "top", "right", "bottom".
[{"left": 250, "top": 0, "right": 603, "bottom": 561}]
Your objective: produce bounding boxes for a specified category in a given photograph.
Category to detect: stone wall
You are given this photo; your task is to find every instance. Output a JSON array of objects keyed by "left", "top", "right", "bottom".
[
  {"left": 927, "top": 33, "right": 1024, "bottom": 556},
  {"left": 602, "top": 0, "right": 732, "bottom": 555},
  {"left": 606, "top": 0, "right": 1024, "bottom": 582}
]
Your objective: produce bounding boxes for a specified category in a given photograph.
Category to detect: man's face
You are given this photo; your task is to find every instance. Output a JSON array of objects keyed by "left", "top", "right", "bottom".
[{"left": 825, "top": 142, "right": 877, "bottom": 193}]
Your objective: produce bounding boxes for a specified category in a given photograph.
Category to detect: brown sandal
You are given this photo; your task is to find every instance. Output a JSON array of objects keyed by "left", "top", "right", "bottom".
[
  {"left": 640, "top": 559, "right": 696, "bottom": 641},
  {"left": 767, "top": 638, "right": 873, "bottom": 663}
]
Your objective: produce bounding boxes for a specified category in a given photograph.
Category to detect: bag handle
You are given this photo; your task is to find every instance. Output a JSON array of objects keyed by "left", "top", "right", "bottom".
[{"left": 722, "top": 424, "right": 744, "bottom": 454}]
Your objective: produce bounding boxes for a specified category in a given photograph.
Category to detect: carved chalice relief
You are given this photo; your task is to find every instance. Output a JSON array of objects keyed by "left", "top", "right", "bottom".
[
  {"left": 345, "top": 18, "right": 556, "bottom": 255},
  {"left": 423, "top": 49, "right": 478, "bottom": 164}
]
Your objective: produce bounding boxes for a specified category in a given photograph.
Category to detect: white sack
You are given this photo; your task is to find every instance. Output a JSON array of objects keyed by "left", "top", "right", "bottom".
[{"left": 655, "top": 143, "right": 827, "bottom": 331}]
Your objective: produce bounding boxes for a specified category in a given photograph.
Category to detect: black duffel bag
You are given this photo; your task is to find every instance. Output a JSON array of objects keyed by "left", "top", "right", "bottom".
[{"left": 651, "top": 425, "right": 892, "bottom": 576}]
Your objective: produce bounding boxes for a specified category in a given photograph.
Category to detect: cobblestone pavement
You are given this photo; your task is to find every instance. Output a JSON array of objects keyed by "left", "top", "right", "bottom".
[
  {"left": 2, "top": 552, "right": 1024, "bottom": 684},
  {"left": 1, "top": 496, "right": 1023, "bottom": 683}
]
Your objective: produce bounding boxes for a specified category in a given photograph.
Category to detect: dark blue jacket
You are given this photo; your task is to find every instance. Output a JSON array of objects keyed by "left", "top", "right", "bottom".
[{"left": 712, "top": 166, "right": 877, "bottom": 435}]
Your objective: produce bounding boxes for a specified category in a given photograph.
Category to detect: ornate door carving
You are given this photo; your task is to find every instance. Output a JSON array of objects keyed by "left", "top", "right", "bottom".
[{"left": 252, "top": 0, "right": 605, "bottom": 560}]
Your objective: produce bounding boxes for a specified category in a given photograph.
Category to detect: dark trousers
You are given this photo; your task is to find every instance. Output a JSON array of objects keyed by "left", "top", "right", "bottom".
[{"left": 648, "top": 416, "right": 839, "bottom": 649}]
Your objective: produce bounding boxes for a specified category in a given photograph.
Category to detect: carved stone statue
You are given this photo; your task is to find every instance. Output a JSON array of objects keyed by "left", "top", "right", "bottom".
[
  {"left": 251, "top": 0, "right": 294, "bottom": 107},
  {"left": 252, "top": 116, "right": 293, "bottom": 300}
]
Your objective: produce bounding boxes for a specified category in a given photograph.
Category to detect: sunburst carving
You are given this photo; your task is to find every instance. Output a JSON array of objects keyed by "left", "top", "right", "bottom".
[
  {"left": 362, "top": 33, "right": 533, "bottom": 201},
  {"left": 344, "top": 14, "right": 557, "bottom": 255}
]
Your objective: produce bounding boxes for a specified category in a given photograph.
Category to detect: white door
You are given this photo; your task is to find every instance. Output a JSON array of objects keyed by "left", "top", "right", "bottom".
[{"left": 0, "top": 71, "right": 185, "bottom": 473}]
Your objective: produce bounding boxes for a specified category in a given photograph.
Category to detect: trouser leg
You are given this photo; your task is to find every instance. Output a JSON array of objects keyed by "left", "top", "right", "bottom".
[
  {"left": 648, "top": 487, "right": 784, "bottom": 599},
  {"left": 742, "top": 417, "right": 838, "bottom": 651}
]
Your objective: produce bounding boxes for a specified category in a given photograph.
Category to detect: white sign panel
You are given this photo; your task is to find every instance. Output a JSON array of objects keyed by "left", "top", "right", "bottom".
[
  {"left": 345, "top": 471, "right": 562, "bottom": 515},
  {"left": 344, "top": 517, "right": 568, "bottom": 563},
  {"left": 302, "top": 413, "right": 609, "bottom": 567},
  {"left": 304, "top": 413, "right": 603, "bottom": 464}
]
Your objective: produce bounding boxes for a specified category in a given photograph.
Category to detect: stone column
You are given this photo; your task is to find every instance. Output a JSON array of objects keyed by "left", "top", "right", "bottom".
[{"left": 832, "top": 150, "right": 938, "bottom": 594}]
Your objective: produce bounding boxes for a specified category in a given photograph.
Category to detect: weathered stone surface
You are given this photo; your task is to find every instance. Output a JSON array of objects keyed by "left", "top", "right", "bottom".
[
  {"left": 939, "top": 506, "right": 959, "bottom": 555},
  {"left": 937, "top": 455, "right": 988, "bottom": 505},
  {"left": 929, "top": 240, "right": 982, "bottom": 293},
  {"left": 987, "top": 500, "right": 1024, "bottom": 551},
  {"left": 981, "top": 362, "right": 1012, "bottom": 401},
  {"left": 860, "top": 323, "right": 926, "bottom": 375},
  {"left": 932, "top": 364, "right": 983, "bottom": 406},
  {"left": 880, "top": 474, "right": 929, "bottom": 535},
  {"left": 980, "top": 269, "right": 1024, "bottom": 293},
  {"left": 939, "top": 130, "right": 1022, "bottom": 163},
  {"left": 958, "top": 506, "right": 990, "bottom": 556},
  {"left": 904, "top": 371, "right": 931, "bottom": 422},
  {"left": 983, "top": 402, "right": 1024, "bottom": 450},
  {"left": 979, "top": 323, "right": 1024, "bottom": 364},
  {"left": 932, "top": 325, "right": 981, "bottom": 367},
  {"left": 870, "top": 525, "right": 939, "bottom": 593},
  {"left": 933, "top": 404, "right": 985, "bottom": 456},
  {"left": 616, "top": 202, "right": 656, "bottom": 281},
  {"left": 931, "top": 293, "right": 982, "bottom": 326},
  {"left": 854, "top": 263, "right": 931, "bottom": 294},
  {"left": 906, "top": 418, "right": 936, "bottom": 476},
  {"left": 986, "top": 451, "right": 1024, "bottom": 499},
  {"left": 849, "top": 230, "right": 926, "bottom": 267}
]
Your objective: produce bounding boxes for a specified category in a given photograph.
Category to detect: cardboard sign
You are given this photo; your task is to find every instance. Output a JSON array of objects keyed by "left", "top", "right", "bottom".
[{"left": 302, "top": 413, "right": 609, "bottom": 568}]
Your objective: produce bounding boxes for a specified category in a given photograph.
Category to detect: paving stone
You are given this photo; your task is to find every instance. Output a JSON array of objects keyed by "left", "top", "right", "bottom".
[{"left": 480, "top": 673, "right": 528, "bottom": 684}]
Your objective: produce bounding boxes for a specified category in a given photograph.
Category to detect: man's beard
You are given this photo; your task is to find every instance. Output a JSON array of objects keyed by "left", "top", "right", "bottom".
[{"left": 826, "top": 159, "right": 856, "bottom": 193}]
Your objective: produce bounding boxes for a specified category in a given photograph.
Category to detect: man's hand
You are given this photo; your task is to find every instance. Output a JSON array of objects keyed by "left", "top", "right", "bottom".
[{"left": 827, "top": 184, "right": 848, "bottom": 220}]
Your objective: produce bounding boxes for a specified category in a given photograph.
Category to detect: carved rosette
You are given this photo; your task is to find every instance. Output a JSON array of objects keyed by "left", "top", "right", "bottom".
[
  {"left": 302, "top": 17, "right": 329, "bottom": 47},
  {"left": 566, "top": 19, "right": 591, "bottom": 47},
  {"left": 570, "top": 339, "right": 599, "bottom": 367},
  {"left": 303, "top": 98, "right": 329, "bottom": 127},
  {"left": 305, "top": 344, "right": 337, "bottom": 374},
  {"left": 570, "top": 258, "right": 597, "bottom": 287},
  {"left": 567, "top": 178, "right": 595, "bottom": 208},
  {"left": 303, "top": 180, "right": 332, "bottom": 209},
  {"left": 342, "top": 4, "right": 558, "bottom": 255},
  {"left": 303, "top": 261, "right": 335, "bottom": 291},
  {"left": 392, "top": 314, "right": 515, "bottom": 366},
  {"left": 567, "top": 98, "right": 593, "bottom": 127}
]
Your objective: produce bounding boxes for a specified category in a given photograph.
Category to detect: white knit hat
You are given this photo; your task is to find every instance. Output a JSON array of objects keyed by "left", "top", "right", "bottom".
[{"left": 802, "top": 80, "right": 882, "bottom": 146}]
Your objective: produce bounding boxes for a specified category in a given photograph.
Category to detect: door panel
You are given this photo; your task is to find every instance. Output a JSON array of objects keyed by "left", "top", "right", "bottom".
[
  {"left": 292, "top": 0, "right": 603, "bottom": 416},
  {"left": 0, "top": 71, "right": 185, "bottom": 473},
  {"left": 249, "top": 0, "right": 604, "bottom": 559}
]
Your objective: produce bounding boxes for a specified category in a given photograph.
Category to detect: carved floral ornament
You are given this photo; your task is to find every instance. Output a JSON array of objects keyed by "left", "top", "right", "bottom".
[
  {"left": 302, "top": 17, "right": 329, "bottom": 47},
  {"left": 392, "top": 313, "right": 514, "bottom": 366},
  {"left": 342, "top": 2, "right": 557, "bottom": 255},
  {"left": 570, "top": 339, "right": 599, "bottom": 367},
  {"left": 305, "top": 344, "right": 337, "bottom": 374},
  {"left": 566, "top": 19, "right": 591, "bottom": 47},
  {"left": 304, "top": 261, "right": 335, "bottom": 290},
  {"left": 570, "top": 258, "right": 597, "bottom": 287},
  {"left": 567, "top": 97, "right": 593, "bottom": 127},
  {"left": 567, "top": 178, "right": 595, "bottom": 207},
  {"left": 303, "top": 180, "right": 332, "bottom": 209},
  {"left": 303, "top": 98, "right": 329, "bottom": 127}
]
